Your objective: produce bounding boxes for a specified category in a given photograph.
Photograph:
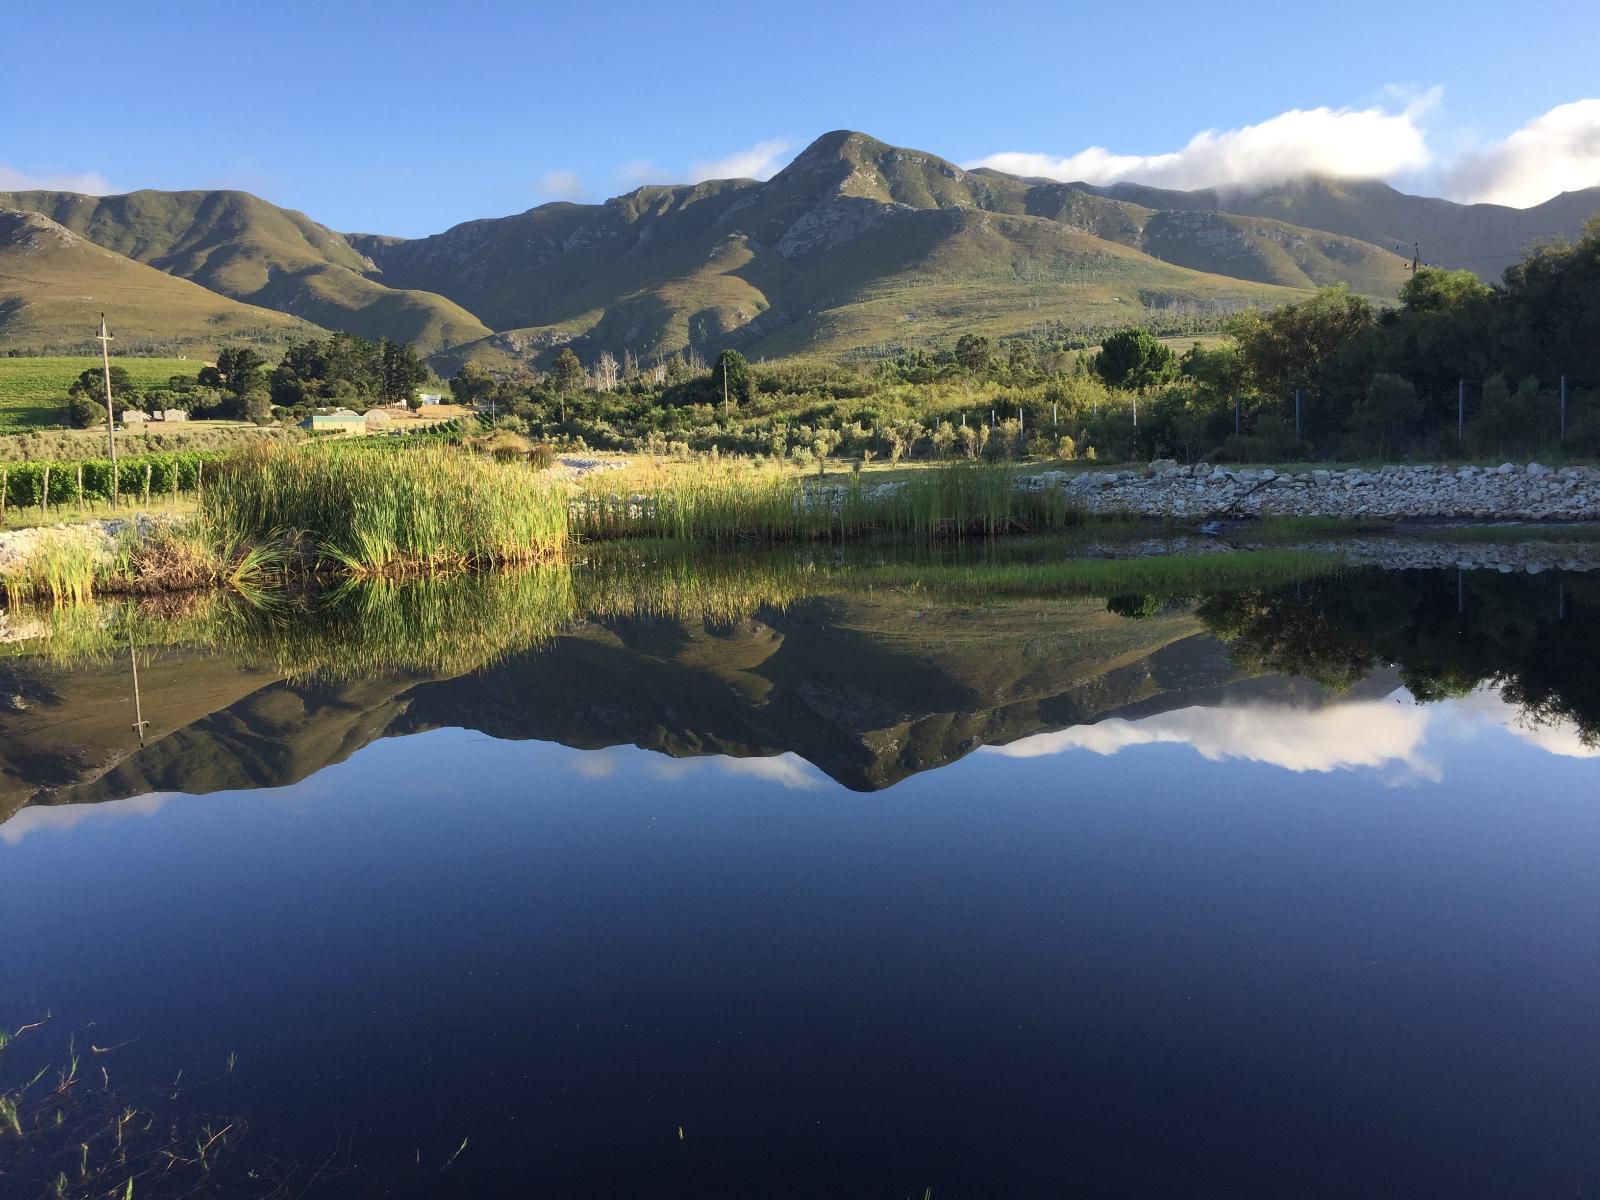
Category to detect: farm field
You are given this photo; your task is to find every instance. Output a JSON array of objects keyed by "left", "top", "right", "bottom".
[{"left": 0, "top": 356, "right": 205, "bottom": 432}]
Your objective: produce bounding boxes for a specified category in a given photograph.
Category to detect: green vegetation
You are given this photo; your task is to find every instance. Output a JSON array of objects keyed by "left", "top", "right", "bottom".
[
  {"left": 0, "top": 423, "right": 300, "bottom": 463},
  {"left": 0, "top": 357, "right": 205, "bottom": 433},
  {"left": 1, "top": 452, "right": 219, "bottom": 518},
  {"left": 200, "top": 442, "right": 569, "bottom": 574},
  {"left": 449, "top": 217, "right": 1600, "bottom": 470},
  {"left": 571, "top": 461, "right": 1083, "bottom": 543},
  {"left": 0, "top": 518, "right": 279, "bottom": 606}
]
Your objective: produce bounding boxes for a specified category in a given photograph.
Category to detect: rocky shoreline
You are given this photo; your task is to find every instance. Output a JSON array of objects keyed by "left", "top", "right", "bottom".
[{"left": 1030, "top": 461, "right": 1600, "bottom": 521}]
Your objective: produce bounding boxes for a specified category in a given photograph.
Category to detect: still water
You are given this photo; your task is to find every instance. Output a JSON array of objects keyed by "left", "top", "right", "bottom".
[{"left": 2, "top": 555, "right": 1598, "bottom": 1197}]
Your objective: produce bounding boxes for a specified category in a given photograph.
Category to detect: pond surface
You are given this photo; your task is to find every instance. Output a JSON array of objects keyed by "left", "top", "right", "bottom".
[{"left": 2, "top": 554, "right": 1598, "bottom": 1197}]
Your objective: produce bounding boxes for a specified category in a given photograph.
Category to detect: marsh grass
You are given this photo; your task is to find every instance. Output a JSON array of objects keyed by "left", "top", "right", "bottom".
[
  {"left": 202, "top": 442, "right": 568, "bottom": 574},
  {"left": 570, "top": 461, "right": 1084, "bottom": 544},
  {"left": 0, "top": 520, "right": 284, "bottom": 607},
  {"left": 0, "top": 1017, "right": 346, "bottom": 1200},
  {"left": 854, "top": 549, "right": 1346, "bottom": 598}
]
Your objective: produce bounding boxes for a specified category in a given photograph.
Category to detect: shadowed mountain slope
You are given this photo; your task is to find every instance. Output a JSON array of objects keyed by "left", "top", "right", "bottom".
[
  {"left": 0, "top": 207, "right": 316, "bottom": 353},
  {"left": 0, "top": 189, "right": 491, "bottom": 354}
]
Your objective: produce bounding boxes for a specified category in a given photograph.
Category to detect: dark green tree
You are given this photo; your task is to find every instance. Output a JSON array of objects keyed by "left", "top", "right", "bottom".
[
  {"left": 954, "top": 334, "right": 994, "bottom": 374},
  {"left": 1093, "top": 329, "right": 1175, "bottom": 389},
  {"left": 712, "top": 349, "right": 752, "bottom": 405},
  {"left": 378, "top": 338, "right": 429, "bottom": 408},
  {"left": 547, "top": 348, "right": 586, "bottom": 421},
  {"left": 67, "top": 365, "right": 136, "bottom": 412},
  {"left": 449, "top": 361, "right": 496, "bottom": 407}
]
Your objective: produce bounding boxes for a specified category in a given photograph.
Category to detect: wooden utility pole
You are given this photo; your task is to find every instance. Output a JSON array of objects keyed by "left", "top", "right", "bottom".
[{"left": 96, "top": 313, "right": 120, "bottom": 503}]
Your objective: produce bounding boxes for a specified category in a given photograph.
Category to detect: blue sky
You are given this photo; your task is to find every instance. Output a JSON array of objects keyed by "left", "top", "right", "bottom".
[{"left": 4, "top": 0, "right": 1598, "bottom": 237}]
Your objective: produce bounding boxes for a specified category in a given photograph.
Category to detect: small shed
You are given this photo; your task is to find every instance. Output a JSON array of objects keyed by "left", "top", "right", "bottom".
[
  {"left": 418, "top": 393, "right": 443, "bottom": 406},
  {"left": 302, "top": 408, "right": 366, "bottom": 433},
  {"left": 121, "top": 410, "right": 148, "bottom": 428},
  {"left": 158, "top": 409, "right": 188, "bottom": 423}
]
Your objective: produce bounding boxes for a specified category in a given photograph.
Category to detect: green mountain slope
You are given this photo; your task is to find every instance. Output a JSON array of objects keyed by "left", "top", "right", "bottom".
[
  {"left": 1085, "top": 175, "right": 1600, "bottom": 280},
  {"left": 0, "top": 208, "right": 315, "bottom": 354},
  {"left": 361, "top": 132, "right": 1332, "bottom": 364},
  {"left": 0, "top": 189, "right": 491, "bottom": 354}
]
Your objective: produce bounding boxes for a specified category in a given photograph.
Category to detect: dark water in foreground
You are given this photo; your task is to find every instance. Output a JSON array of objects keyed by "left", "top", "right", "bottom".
[{"left": 2, "top": 557, "right": 1598, "bottom": 1197}]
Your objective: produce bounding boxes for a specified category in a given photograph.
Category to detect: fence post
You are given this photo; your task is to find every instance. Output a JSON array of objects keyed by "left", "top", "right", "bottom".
[
  {"left": 42, "top": 464, "right": 50, "bottom": 512},
  {"left": 1458, "top": 379, "right": 1464, "bottom": 444},
  {"left": 1294, "top": 389, "right": 1301, "bottom": 436},
  {"left": 1234, "top": 396, "right": 1240, "bottom": 435},
  {"left": 1560, "top": 375, "right": 1567, "bottom": 441}
]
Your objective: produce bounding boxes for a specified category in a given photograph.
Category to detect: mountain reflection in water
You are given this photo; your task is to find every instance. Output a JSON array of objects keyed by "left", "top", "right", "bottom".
[
  {"left": 4, "top": 548, "right": 1599, "bottom": 1198},
  {"left": 3, "top": 551, "right": 1596, "bottom": 816}
]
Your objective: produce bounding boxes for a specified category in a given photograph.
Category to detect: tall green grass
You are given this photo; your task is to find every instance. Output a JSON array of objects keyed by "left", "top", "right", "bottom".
[
  {"left": 571, "top": 462, "right": 1084, "bottom": 543},
  {"left": 0, "top": 519, "right": 281, "bottom": 606},
  {"left": 202, "top": 442, "right": 568, "bottom": 573}
]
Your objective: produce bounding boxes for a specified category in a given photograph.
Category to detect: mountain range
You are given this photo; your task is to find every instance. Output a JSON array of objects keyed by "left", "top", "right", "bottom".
[{"left": 3, "top": 130, "right": 1596, "bottom": 369}]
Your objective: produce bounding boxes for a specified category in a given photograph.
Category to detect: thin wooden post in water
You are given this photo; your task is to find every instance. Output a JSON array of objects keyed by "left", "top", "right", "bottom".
[
  {"left": 1457, "top": 379, "right": 1464, "bottom": 443},
  {"left": 1294, "top": 389, "right": 1301, "bottom": 436},
  {"left": 1234, "top": 396, "right": 1241, "bottom": 435},
  {"left": 97, "top": 313, "right": 120, "bottom": 504},
  {"left": 128, "top": 625, "right": 149, "bottom": 747},
  {"left": 1560, "top": 375, "right": 1567, "bottom": 441}
]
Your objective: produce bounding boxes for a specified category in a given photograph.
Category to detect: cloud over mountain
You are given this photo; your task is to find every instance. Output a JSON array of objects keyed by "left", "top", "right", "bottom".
[
  {"left": 1443, "top": 99, "right": 1600, "bottom": 207},
  {"left": 689, "top": 138, "right": 794, "bottom": 183},
  {"left": 0, "top": 164, "right": 114, "bottom": 194},
  {"left": 967, "top": 99, "right": 1436, "bottom": 193}
]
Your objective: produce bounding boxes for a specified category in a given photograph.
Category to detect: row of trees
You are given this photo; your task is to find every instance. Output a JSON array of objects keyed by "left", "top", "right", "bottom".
[{"left": 64, "top": 335, "right": 434, "bottom": 429}]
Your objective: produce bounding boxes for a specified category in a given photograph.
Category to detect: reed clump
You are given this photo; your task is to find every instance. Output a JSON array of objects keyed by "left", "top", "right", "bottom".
[{"left": 201, "top": 442, "right": 568, "bottom": 574}]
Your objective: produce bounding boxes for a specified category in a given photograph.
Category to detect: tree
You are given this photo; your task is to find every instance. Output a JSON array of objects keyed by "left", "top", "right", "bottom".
[
  {"left": 66, "top": 395, "right": 108, "bottom": 429},
  {"left": 712, "top": 349, "right": 751, "bottom": 406},
  {"left": 1400, "top": 267, "right": 1490, "bottom": 314},
  {"left": 68, "top": 365, "right": 136, "bottom": 413},
  {"left": 547, "top": 348, "right": 586, "bottom": 422},
  {"left": 215, "top": 347, "right": 266, "bottom": 395},
  {"left": 1094, "top": 329, "right": 1175, "bottom": 390},
  {"left": 593, "top": 351, "right": 621, "bottom": 393},
  {"left": 1231, "top": 285, "right": 1375, "bottom": 402},
  {"left": 1348, "top": 373, "right": 1422, "bottom": 456},
  {"left": 449, "top": 361, "right": 496, "bottom": 408},
  {"left": 378, "top": 338, "right": 429, "bottom": 408},
  {"left": 954, "top": 334, "right": 993, "bottom": 374}
]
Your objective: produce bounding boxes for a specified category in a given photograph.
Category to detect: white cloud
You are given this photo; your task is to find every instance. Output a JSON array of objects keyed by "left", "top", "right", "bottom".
[
  {"left": 649, "top": 751, "right": 824, "bottom": 790},
  {"left": 0, "top": 164, "right": 114, "bottom": 194},
  {"left": 534, "top": 169, "right": 586, "bottom": 202},
  {"left": 688, "top": 138, "right": 794, "bottom": 183},
  {"left": 616, "top": 160, "right": 660, "bottom": 188},
  {"left": 983, "top": 698, "right": 1439, "bottom": 778},
  {"left": 1448, "top": 688, "right": 1600, "bottom": 759},
  {"left": 1442, "top": 99, "right": 1600, "bottom": 207},
  {"left": 967, "top": 98, "right": 1436, "bottom": 193},
  {"left": 1, "top": 792, "right": 173, "bottom": 846}
]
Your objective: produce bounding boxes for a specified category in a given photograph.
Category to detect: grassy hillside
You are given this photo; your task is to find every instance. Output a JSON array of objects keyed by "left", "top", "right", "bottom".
[
  {"left": 0, "top": 354, "right": 207, "bottom": 432},
  {"left": 0, "top": 190, "right": 491, "bottom": 355},
  {"left": 0, "top": 209, "right": 315, "bottom": 366}
]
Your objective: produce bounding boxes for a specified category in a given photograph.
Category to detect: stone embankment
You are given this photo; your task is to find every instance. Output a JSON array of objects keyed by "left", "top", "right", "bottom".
[{"left": 1027, "top": 461, "right": 1600, "bottom": 521}]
